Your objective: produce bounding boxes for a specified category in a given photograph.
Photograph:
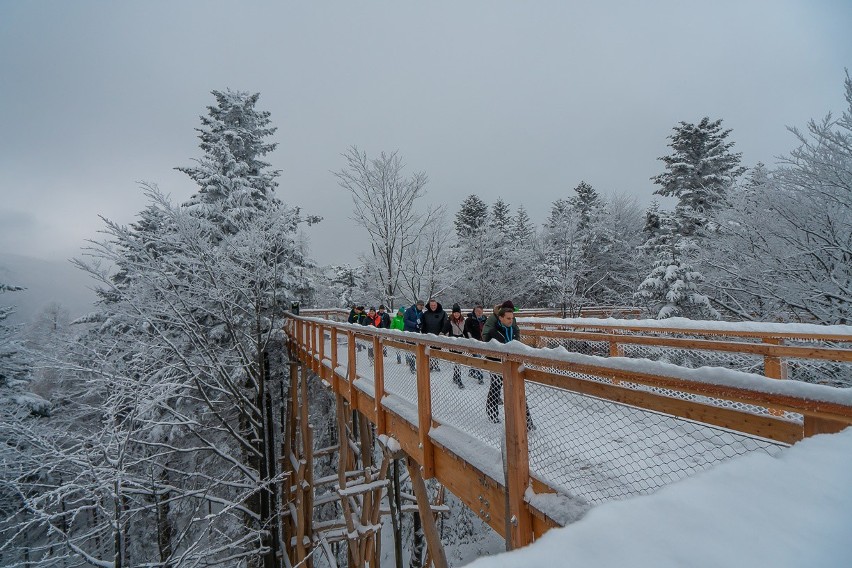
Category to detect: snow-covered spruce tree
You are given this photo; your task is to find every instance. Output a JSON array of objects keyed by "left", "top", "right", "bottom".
[
  {"left": 536, "top": 199, "right": 586, "bottom": 316},
  {"left": 652, "top": 117, "right": 746, "bottom": 237},
  {"left": 454, "top": 194, "right": 488, "bottom": 239},
  {"left": 508, "top": 205, "right": 541, "bottom": 307},
  {"left": 634, "top": 212, "right": 719, "bottom": 319},
  {"left": 335, "top": 147, "right": 435, "bottom": 309},
  {"left": 707, "top": 74, "right": 852, "bottom": 325},
  {"left": 569, "top": 180, "right": 602, "bottom": 231},
  {"left": 450, "top": 194, "right": 497, "bottom": 307}
]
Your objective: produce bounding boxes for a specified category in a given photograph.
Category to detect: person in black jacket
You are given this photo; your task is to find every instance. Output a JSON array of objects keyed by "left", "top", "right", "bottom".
[
  {"left": 376, "top": 305, "right": 391, "bottom": 329},
  {"left": 463, "top": 305, "right": 486, "bottom": 384},
  {"left": 420, "top": 299, "right": 447, "bottom": 335},
  {"left": 483, "top": 306, "right": 535, "bottom": 430},
  {"left": 420, "top": 299, "right": 446, "bottom": 372}
]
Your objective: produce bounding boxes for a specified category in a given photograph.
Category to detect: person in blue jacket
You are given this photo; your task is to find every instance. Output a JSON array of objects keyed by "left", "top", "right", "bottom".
[{"left": 402, "top": 300, "right": 425, "bottom": 373}]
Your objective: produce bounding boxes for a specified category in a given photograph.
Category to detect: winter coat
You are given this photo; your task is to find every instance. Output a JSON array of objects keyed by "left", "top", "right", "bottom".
[
  {"left": 483, "top": 318, "right": 519, "bottom": 344},
  {"left": 445, "top": 314, "right": 466, "bottom": 338},
  {"left": 377, "top": 312, "right": 391, "bottom": 329},
  {"left": 403, "top": 305, "right": 423, "bottom": 332},
  {"left": 390, "top": 314, "right": 405, "bottom": 331},
  {"left": 348, "top": 309, "right": 368, "bottom": 325},
  {"left": 482, "top": 312, "right": 519, "bottom": 343},
  {"left": 420, "top": 302, "right": 448, "bottom": 336},
  {"left": 365, "top": 313, "right": 382, "bottom": 327},
  {"left": 463, "top": 312, "right": 486, "bottom": 341}
]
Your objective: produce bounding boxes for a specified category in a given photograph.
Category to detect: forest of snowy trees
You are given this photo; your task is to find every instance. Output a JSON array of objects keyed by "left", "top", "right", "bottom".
[
  {"left": 1, "top": 73, "right": 851, "bottom": 566},
  {"left": 320, "top": 73, "right": 852, "bottom": 327}
]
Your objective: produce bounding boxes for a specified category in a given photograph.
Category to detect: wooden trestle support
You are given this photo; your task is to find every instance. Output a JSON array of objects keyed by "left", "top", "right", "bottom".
[{"left": 283, "top": 346, "right": 450, "bottom": 567}]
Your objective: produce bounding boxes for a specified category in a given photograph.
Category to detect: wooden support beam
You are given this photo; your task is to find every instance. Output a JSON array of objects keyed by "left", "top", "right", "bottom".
[
  {"left": 502, "top": 360, "right": 533, "bottom": 549},
  {"left": 407, "top": 458, "right": 449, "bottom": 568}
]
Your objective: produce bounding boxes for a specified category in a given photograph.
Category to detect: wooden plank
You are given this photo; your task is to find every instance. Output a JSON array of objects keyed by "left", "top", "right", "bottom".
[
  {"left": 502, "top": 360, "right": 533, "bottom": 548},
  {"left": 523, "top": 368, "right": 804, "bottom": 444},
  {"left": 804, "top": 416, "right": 850, "bottom": 437},
  {"left": 407, "top": 458, "right": 449, "bottom": 568},
  {"left": 416, "top": 343, "right": 435, "bottom": 478}
]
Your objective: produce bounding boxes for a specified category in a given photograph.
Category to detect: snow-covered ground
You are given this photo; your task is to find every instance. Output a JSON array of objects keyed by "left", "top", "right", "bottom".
[{"left": 468, "top": 428, "right": 852, "bottom": 568}]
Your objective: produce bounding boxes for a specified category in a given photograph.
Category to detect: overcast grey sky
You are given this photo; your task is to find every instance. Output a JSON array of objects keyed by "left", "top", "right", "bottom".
[{"left": 1, "top": 1, "right": 850, "bottom": 267}]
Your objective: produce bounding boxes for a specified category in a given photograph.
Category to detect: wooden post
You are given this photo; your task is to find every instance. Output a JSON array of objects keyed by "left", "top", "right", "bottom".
[
  {"left": 502, "top": 360, "right": 533, "bottom": 549},
  {"left": 348, "top": 331, "right": 357, "bottom": 410},
  {"left": 763, "top": 338, "right": 788, "bottom": 379},
  {"left": 319, "top": 323, "right": 326, "bottom": 377},
  {"left": 331, "top": 328, "right": 339, "bottom": 394},
  {"left": 804, "top": 415, "right": 849, "bottom": 437},
  {"left": 415, "top": 343, "right": 435, "bottom": 478},
  {"left": 373, "top": 336, "right": 387, "bottom": 435},
  {"left": 406, "top": 458, "right": 449, "bottom": 568},
  {"left": 609, "top": 334, "right": 624, "bottom": 385},
  {"left": 763, "top": 338, "right": 787, "bottom": 417}
]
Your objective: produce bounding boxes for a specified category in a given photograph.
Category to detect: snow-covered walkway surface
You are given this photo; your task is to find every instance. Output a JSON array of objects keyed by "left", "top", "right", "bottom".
[
  {"left": 327, "top": 332, "right": 807, "bottom": 506},
  {"left": 466, "top": 428, "right": 852, "bottom": 568}
]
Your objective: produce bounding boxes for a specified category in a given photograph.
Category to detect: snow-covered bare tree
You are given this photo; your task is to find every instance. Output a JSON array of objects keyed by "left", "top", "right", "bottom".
[
  {"left": 706, "top": 74, "right": 852, "bottom": 324},
  {"left": 400, "top": 206, "right": 452, "bottom": 304},
  {"left": 334, "top": 147, "right": 435, "bottom": 310}
]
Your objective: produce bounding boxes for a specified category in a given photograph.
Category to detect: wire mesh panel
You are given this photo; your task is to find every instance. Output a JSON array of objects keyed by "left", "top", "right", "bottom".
[
  {"left": 380, "top": 342, "right": 419, "bottom": 407},
  {"left": 522, "top": 364, "right": 787, "bottom": 504},
  {"left": 428, "top": 350, "right": 505, "bottom": 453}
]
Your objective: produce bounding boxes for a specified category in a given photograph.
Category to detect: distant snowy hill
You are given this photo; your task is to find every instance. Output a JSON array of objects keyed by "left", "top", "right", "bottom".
[{"left": 0, "top": 253, "right": 97, "bottom": 323}]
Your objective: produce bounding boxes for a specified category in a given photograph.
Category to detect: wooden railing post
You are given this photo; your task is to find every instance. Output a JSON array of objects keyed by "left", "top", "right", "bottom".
[
  {"left": 502, "top": 360, "right": 533, "bottom": 548},
  {"left": 373, "top": 336, "right": 386, "bottom": 435},
  {"left": 763, "top": 338, "right": 788, "bottom": 379},
  {"left": 415, "top": 343, "right": 435, "bottom": 478},
  {"left": 804, "top": 415, "right": 849, "bottom": 437},
  {"left": 319, "top": 323, "right": 326, "bottom": 379},
  {"left": 347, "top": 331, "right": 357, "bottom": 410},
  {"left": 330, "top": 328, "right": 339, "bottom": 393}
]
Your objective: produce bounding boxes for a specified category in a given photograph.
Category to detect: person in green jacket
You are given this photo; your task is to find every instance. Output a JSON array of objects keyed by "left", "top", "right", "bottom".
[
  {"left": 390, "top": 306, "right": 405, "bottom": 331},
  {"left": 391, "top": 306, "right": 406, "bottom": 363}
]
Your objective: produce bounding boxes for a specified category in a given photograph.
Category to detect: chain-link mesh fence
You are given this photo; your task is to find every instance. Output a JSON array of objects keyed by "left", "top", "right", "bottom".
[
  {"left": 529, "top": 329, "right": 852, "bottom": 388},
  {"left": 521, "top": 363, "right": 787, "bottom": 504},
  {"left": 308, "top": 322, "right": 816, "bottom": 510}
]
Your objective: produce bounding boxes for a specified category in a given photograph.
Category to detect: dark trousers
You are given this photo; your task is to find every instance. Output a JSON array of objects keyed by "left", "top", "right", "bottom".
[{"left": 487, "top": 373, "right": 534, "bottom": 429}]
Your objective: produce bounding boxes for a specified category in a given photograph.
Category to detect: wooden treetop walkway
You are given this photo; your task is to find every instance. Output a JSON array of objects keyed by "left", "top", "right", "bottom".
[{"left": 285, "top": 312, "right": 852, "bottom": 552}]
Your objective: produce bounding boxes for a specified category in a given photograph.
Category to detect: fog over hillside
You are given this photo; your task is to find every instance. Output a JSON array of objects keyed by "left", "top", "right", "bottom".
[{"left": 0, "top": 253, "right": 98, "bottom": 323}]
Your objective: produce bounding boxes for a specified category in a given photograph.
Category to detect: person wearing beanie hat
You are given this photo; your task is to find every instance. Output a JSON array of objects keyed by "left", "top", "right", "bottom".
[
  {"left": 483, "top": 299, "right": 520, "bottom": 342},
  {"left": 445, "top": 302, "right": 467, "bottom": 388},
  {"left": 483, "top": 304, "right": 535, "bottom": 430},
  {"left": 390, "top": 307, "right": 405, "bottom": 331}
]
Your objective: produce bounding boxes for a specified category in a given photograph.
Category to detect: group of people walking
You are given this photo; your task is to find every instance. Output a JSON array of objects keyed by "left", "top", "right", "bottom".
[{"left": 347, "top": 298, "right": 533, "bottom": 429}]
